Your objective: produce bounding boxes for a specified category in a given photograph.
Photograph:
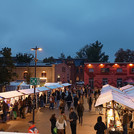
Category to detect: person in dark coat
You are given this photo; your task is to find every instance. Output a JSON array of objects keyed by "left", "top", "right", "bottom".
[
  {"left": 2, "top": 101, "right": 9, "bottom": 123},
  {"left": 50, "top": 114, "right": 57, "bottom": 134},
  {"left": 69, "top": 107, "right": 78, "bottom": 134},
  {"left": 66, "top": 92, "right": 72, "bottom": 110},
  {"left": 73, "top": 95, "right": 79, "bottom": 109},
  {"left": 77, "top": 101, "right": 84, "bottom": 125},
  {"left": 94, "top": 116, "right": 106, "bottom": 134},
  {"left": 87, "top": 95, "right": 93, "bottom": 111},
  {"left": 122, "top": 110, "right": 128, "bottom": 134}
]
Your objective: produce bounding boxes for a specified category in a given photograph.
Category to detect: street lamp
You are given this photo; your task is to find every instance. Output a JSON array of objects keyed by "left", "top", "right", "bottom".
[{"left": 31, "top": 46, "right": 42, "bottom": 123}]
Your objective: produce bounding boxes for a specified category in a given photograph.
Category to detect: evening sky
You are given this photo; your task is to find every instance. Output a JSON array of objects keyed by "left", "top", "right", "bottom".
[{"left": 0, "top": 0, "right": 134, "bottom": 62}]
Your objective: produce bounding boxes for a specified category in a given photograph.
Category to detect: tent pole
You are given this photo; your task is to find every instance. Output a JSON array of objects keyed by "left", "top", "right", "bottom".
[
  {"left": 105, "top": 103, "right": 107, "bottom": 128},
  {"left": 112, "top": 100, "right": 116, "bottom": 130}
]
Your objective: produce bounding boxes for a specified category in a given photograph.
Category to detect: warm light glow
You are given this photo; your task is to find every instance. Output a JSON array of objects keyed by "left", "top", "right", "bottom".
[
  {"left": 31, "top": 48, "right": 34, "bottom": 51},
  {"left": 100, "top": 64, "right": 104, "bottom": 66},
  {"left": 115, "top": 64, "right": 118, "bottom": 66},
  {"left": 57, "top": 75, "right": 60, "bottom": 78},
  {"left": 129, "top": 63, "right": 133, "bottom": 66},
  {"left": 42, "top": 71, "right": 46, "bottom": 73},
  {"left": 40, "top": 77, "right": 47, "bottom": 80},
  {"left": 38, "top": 48, "right": 42, "bottom": 51},
  {"left": 24, "top": 71, "right": 28, "bottom": 73},
  {"left": 89, "top": 64, "right": 92, "bottom": 66}
]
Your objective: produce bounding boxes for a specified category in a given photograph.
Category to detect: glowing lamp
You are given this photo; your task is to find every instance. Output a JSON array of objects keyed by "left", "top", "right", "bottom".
[
  {"left": 89, "top": 64, "right": 92, "bottom": 67},
  {"left": 129, "top": 63, "right": 133, "bottom": 66}
]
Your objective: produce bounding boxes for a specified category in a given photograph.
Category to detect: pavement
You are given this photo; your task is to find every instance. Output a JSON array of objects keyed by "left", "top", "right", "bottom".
[{"left": 0, "top": 98, "right": 105, "bottom": 134}]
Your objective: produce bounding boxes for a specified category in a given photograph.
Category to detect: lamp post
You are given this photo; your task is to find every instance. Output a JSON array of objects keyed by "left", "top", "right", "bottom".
[{"left": 31, "top": 46, "right": 42, "bottom": 123}]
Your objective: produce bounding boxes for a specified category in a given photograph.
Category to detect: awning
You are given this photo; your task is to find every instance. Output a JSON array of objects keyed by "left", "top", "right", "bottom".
[
  {"left": 101, "top": 84, "right": 123, "bottom": 94},
  {"left": 44, "top": 83, "right": 63, "bottom": 88},
  {"left": 95, "top": 90, "right": 134, "bottom": 109},
  {"left": 120, "top": 85, "right": 133, "bottom": 91},
  {"left": 0, "top": 91, "right": 23, "bottom": 99},
  {"left": 61, "top": 83, "right": 71, "bottom": 87},
  {"left": 18, "top": 88, "right": 39, "bottom": 95},
  {"left": 37, "top": 87, "right": 50, "bottom": 92},
  {"left": 45, "top": 86, "right": 57, "bottom": 89}
]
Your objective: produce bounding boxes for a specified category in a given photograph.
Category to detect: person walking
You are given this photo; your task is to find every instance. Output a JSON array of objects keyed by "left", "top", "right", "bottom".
[
  {"left": 61, "top": 111, "right": 67, "bottom": 134},
  {"left": 66, "top": 92, "right": 73, "bottom": 110},
  {"left": 77, "top": 101, "right": 84, "bottom": 125},
  {"left": 73, "top": 95, "right": 79, "bottom": 109},
  {"left": 94, "top": 116, "right": 106, "bottom": 134},
  {"left": 56, "top": 115, "right": 67, "bottom": 134},
  {"left": 87, "top": 95, "right": 93, "bottom": 111},
  {"left": 49, "top": 95, "right": 55, "bottom": 109},
  {"left": 122, "top": 110, "right": 128, "bottom": 134},
  {"left": 2, "top": 101, "right": 9, "bottom": 123},
  {"left": 50, "top": 114, "right": 57, "bottom": 134},
  {"left": 69, "top": 107, "right": 78, "bottom": 134}
]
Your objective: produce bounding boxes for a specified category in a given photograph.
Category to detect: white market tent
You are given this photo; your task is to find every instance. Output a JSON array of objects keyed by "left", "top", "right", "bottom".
[
  {"left": 45, "top": 86, "right": 57, "bottom": 89},
  {"left": 95, "top": 90, "right": 134, "bottom": 109},
  {"left": 61, "top": 83, "right": 72, "bottom": 87},
  {"left": 44, "top": 83, "right": 63, "bottom": 89},
  {"left": 120, "top": 85, "right": 134, "bottom": 91},
  {"left": 0, "top": 91, "right": 23, "bottom": 99},
  {"left": 18, "top": 88, "right": 39, "bottom": 95},
  {"left": 37, "top": 86, "right": 50, "bottom": 92},
  {"left": 101, "top": 84, "right": 123, "bottom": 94}
]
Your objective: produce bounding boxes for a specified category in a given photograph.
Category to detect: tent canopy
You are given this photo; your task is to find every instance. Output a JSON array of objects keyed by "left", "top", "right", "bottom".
[
  {"left": 101, "top": 84, "right": 123, "bottom": 94},
  {"left": 45, "top": 86, "right": 57, "bottom": 89},
  {"left": 37, "top": 87, "right": 50, "bottom": 92},
  {"left": 19, "top": 88, "right": 39, "bottom": 95},
  {"left": 61, "top": 83, "right": 71, "bottom": 87},
  {"left": 0, "top": 91, "right": 23, "bottom": 99},
  {"left": 120, "top": 85, "right": 133, "bottom": 91},
  {"left": 95, "top": 90, "right": 134, "bottom": 109},
  {"left": 44, "top": 83, "right": 63, "bottom": 88}
]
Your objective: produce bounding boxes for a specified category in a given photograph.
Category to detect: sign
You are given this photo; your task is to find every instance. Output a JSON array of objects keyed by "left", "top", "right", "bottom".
[{"left": 30, "top": 78, "right": 40, "bottom": 85}]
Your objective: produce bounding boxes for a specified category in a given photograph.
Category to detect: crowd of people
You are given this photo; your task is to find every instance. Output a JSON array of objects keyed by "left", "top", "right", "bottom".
[
  {"left": 48, "top": 85, "right": 102, "bottom": 134},
  {"left": 0, "top": 93, "right": 47, "bottom": 123}
]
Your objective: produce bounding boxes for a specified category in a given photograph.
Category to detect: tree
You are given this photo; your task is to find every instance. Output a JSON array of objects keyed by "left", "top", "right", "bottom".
[
  {"left": 43, "top": 56, "right": 55, "bottom": 63},
  {"left": 16, "top": 53, "right": 33, "bottom": 64},
  {"left": 76, "top": 40, "right": 109, "bottom": 62},
  {"left": 67, "top": 55, "right": 73, "bottom": 59},
  {"left": 0, "top": 47, "right": 16, "bottom": 87},
  {"left": 59, "top": 53, "right": 66, "bottom": 59},
  {"left": 115, "top": 48, "right": 134, "bottom": 62}
]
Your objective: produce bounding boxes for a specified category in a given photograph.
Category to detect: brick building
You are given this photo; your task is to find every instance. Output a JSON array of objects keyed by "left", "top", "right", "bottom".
[
  {"left": 84, "top": 63, "right": 134, "bottom": 89},
  {"left": 13, "top": 62, "right": 70, "bottom": 85}
]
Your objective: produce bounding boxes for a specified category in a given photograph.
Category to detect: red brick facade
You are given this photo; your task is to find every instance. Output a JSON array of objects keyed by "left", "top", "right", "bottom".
[{"left": 84, "top": 63, "right": 134, "bottom": 88}]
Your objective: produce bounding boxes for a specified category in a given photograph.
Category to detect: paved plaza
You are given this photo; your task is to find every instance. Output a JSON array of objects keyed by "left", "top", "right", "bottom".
[{"left": 0, "top": 98, "right": 105, "bottom": 134}]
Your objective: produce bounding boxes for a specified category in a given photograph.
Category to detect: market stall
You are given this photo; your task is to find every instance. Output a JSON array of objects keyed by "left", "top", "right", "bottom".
[
  {"left": 95, "top": 84, "right": 134, "bottom": 132},
  {"left": 0, "top": 91, "right": 24, "bottom": 117}
]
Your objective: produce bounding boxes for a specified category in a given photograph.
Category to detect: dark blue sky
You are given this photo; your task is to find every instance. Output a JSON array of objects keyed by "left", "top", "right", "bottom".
[{"left": 0, "top": 0, "right": 134, "bottom": 62}]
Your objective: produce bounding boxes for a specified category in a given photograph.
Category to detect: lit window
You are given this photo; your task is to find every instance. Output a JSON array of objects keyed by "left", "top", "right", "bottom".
[
  {"left": 89, "top": 68, "right": 94, "bottom": 72},
  {"left": 131, "top": 68, "right": 134, "bottom": 73},
  {"left": 117, "top": 68, "right": 122, "bottom": 73},
  {"left": 41, "top": 72, "right": 46, "bottom": 77}
]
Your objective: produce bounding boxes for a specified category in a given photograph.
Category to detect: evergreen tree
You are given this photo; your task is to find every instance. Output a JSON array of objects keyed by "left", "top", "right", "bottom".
[
  {"left": 76, "top": 40, "right": 109, "bottom": 62},
  {"left": 0, "top": 47, "right": 16, "bottom": 87}
]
